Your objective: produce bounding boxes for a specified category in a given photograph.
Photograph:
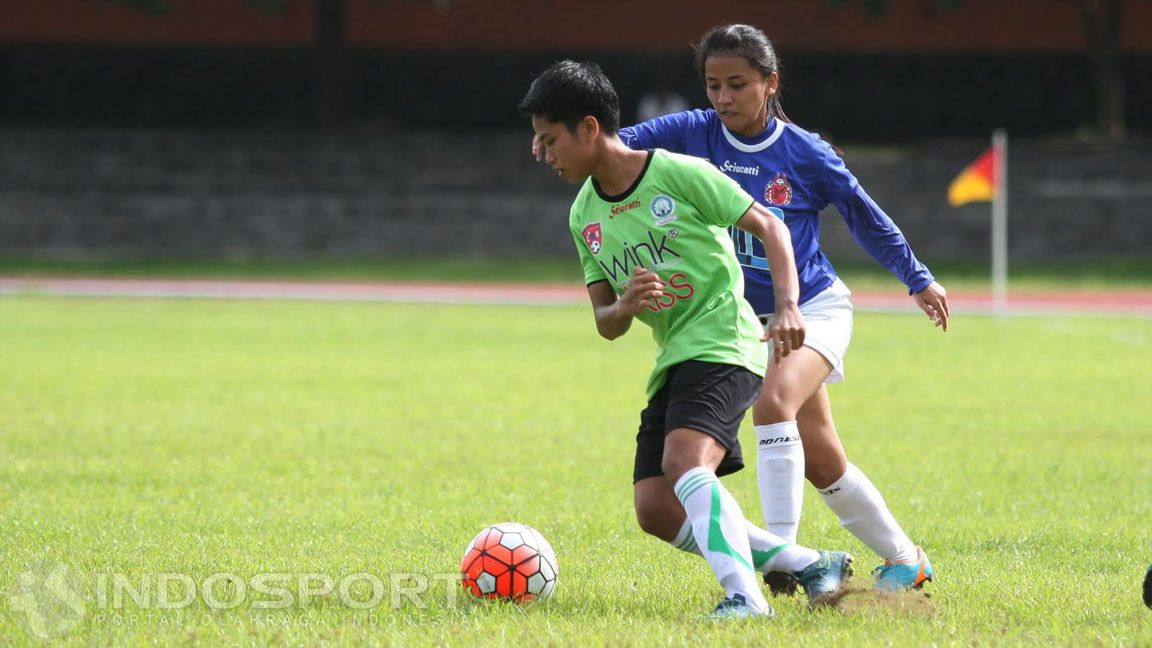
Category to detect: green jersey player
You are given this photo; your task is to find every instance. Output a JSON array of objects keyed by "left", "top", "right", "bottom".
[{"left": 519, "top": 60, "right": 853, "bottom": 619}]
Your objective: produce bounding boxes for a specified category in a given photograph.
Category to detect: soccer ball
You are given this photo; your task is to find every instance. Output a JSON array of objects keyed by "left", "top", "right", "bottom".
[{"left": 460, "top": 522, "right": 558, "bottom": 602}]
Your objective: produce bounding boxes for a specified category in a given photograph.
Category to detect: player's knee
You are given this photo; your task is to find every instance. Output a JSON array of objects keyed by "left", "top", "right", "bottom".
[
  {"left": 754, "top": 387, "right": 799, "bottom": 422},
  {"left": 634, "top": 503, "right": 679, "bottom": 541},
  {"left": 659, "top": 454, "right": 699, "bottom": 484}
]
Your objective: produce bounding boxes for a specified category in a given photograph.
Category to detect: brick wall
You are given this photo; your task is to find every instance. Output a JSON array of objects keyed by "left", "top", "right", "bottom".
[{"left": 1, "top": 129, "right": 1149, "bottom": 263}]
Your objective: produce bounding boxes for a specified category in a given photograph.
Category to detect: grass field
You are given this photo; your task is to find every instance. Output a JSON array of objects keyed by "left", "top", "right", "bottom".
[{"left": 1, "top": 295, "right": 1150, "bottom": 646}]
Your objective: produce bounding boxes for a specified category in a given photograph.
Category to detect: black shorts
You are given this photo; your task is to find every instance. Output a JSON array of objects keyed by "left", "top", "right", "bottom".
[{"left": 632, "top": 360, "right": 763, "bottom": 483}]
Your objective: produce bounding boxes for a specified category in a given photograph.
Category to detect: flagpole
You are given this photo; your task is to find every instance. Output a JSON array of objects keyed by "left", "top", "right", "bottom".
[{"left": 991, "top": 129, "right": 1008, "bottom": 314}]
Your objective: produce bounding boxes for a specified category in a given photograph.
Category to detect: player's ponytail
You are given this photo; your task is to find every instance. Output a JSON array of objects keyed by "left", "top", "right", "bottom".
[{"left": 693, "top": 24, "right": 791, "bottom": 124}]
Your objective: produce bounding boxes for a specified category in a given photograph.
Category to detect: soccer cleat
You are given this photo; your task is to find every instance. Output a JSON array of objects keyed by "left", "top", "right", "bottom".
[
  {"left": 762, "top": 570, "right": 799, "bottom": 597},
  {"left": 794, "top": 550, "right": 853, "bottom": 607},
  {"left": 1144, "top": 562, "right": 1152, "bottom": 609},
  {"left": 872, "top": 546, "right": 934, "bottom": 592},
  {"left": 703, "top": 593, "right": 773, "bottom": 620}
]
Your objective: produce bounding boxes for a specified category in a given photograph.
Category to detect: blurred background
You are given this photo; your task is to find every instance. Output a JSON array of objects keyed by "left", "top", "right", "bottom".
[{"left": 0, "top": 0, "right": 1149, "bottom": 276}]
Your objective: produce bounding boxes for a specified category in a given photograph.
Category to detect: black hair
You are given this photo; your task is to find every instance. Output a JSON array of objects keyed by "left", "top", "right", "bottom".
[
  {"left": 694, "top": 24, "right": 791, "bottom": 124},
  {"left": 518, "top": 60, "right": 621, "bottom": 134}
]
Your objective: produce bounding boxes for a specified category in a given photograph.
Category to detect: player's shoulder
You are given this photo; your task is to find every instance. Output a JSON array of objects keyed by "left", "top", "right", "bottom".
[
  {"left": 653, "top": 148, "right": 717, "bottom": 173},
  {"left": 660, "top": 108, "right": 717, "bottom": 129},
  {"left": 568, "top": 179, "right": 600, "bottom": 226},
  {"left": 779, "top": 121, "right": 836, "bottom": 158},
  {"left": 651, "top": 149, "right": 731, "bottom": 190}
]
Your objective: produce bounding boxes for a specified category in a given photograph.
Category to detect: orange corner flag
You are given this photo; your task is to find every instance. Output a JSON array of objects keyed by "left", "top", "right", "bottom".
[{"left": 948, "top": 147, "right": 996, "bottom": 206}]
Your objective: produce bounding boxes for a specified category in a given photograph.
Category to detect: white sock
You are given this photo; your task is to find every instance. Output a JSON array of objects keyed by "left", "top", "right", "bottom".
[
  {"left": 673, "top": 467, "right": 770, "bottom": 611},
  {"left": 669, "top": 518, "right": 701, "bottom": 555},
  {"left": 755, "top": 422, "right": 805, "bottom": 543},
  {"left": 669, "top": 518, "right": 820, "bottom": 575},
  {"left": 744, "top": 523, "right": 821, "bottom": 574},
  {"left": 818, "top": 463, "right": 917, "bottom": 563}
]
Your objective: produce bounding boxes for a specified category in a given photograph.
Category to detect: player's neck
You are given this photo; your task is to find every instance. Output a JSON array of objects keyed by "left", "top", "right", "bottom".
[
  {"left": 731, "top": 110, "right": 772, "bottom": 138},
  {"left": 591, "top": 137, "right": 648, "bottom": 197}
]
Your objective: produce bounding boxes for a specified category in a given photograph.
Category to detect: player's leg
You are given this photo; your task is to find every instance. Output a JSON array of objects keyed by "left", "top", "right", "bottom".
[
  {"left": 795, "top": 385, "right": 847, "bottom": 488},
  {"left": 662, "top": 432, "right": 772, "bottom": 615},
  {"left": 801, "top": 384, "right": 932, "bottom": 590},
  {"left": 755, "top": 279, "right": 931, "bottom": 592},
  {"left": 752, "top": 346, "right": 831, "bottom": 543},
  {"left": 630, "top": 364, "right": 765, "bottom": 616},
  {"left": 634, "top": 360, "right": 850, "bottom": 612},
  {"left": 633, "top": 478, "right": 853, "bottom": 607},
  {"left": 753, "top": 279, "right": 853, "bottom": 546},
  {"left": 662, "top": 361, "right": 772, "bottom": 616},
  {"left": 632, "top": 480, "right": 835, "bottom": 573}
]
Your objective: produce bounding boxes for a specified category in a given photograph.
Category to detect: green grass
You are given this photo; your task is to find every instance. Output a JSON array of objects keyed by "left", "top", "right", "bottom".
[
  {"left": 1, "top": 255, "right": 1150, "bottom": 292},
  {"left": 1, "top": 296, "right": 1150, "bottom": 646}
]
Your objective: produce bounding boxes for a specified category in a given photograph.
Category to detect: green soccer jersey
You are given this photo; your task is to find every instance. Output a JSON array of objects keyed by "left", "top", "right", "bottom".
[{"left": 569, "top": 149, "right": 769, "bottom": 398}]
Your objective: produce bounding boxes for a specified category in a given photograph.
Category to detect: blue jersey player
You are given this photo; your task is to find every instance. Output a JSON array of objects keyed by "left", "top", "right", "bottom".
[{"left": 535, "top": 24, "right": 947, "bottom": 594}]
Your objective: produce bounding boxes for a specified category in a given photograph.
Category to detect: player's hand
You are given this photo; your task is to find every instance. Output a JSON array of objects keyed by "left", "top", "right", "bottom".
[
  {"left": 762, "top": 303, "right": 805, "bottom": 363},
  {"left": 619, "top": 266, "right": 664, "bottom": 316},
  {"left": 532, "top": 135, "right": 545, "bottom": 162},
  {"left": 914, "top": 281, "right": 949, "bottom": 332}
]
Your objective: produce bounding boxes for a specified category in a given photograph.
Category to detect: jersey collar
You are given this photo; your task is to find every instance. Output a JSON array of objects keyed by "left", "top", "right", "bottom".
[
  {"left": 720, "top": 117, "right": 784, "bottom": 153},
  {"left": 592, "top": 149, "right": 655, "bottom": 203}
]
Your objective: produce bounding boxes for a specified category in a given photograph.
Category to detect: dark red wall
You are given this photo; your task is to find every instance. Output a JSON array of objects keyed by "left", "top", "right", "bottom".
[{"left": 3, "top": 0, "right": 1151, "bottom": 52}]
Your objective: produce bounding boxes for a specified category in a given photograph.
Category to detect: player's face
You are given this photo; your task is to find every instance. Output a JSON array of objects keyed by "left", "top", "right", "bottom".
[
  {"left": 704, "top": 54, "right": 777, "bottom": 137},
  {"left": 532, "top": 115, "right": 596, "bottom": 183}
]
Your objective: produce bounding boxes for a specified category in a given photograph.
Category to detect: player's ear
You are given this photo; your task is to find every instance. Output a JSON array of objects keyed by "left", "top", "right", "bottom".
[
  {"left": 765, "top": 71, "right": 779, "bottom": 97},
  {"left": 580, "top": 115, "right": 600, "bottom": 142}
]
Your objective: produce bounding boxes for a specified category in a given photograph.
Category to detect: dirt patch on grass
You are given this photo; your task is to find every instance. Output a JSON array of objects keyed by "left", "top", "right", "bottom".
[{"left": 817, "top": 585, "right": 936, "bottom": 617}]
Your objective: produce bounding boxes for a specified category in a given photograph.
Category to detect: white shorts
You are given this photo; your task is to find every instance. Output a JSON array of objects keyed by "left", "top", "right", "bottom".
[{"left": 759, "top": 278, "right": 853, "bottom": 384}]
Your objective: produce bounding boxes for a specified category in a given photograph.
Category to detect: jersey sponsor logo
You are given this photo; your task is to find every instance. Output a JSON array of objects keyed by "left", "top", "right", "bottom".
[
  {"left": 644, "top": 272, "right": 695, "bottom": 313},
  {"left": 596, "top": 230, "right": 683, "bottom": 286},
  {"left": 650, "top": 194, "right": 678, "bottom": 226},
  {"left": 765, "top": 172, "right": 793, "bottom": 206},
  {"left": 582, "top": 222, "right": 603, "bottom": 254},
  {"left": 610, "top": 198, "right": 642, "bottom": 218},
  {"left": 720, "top": 160, "right": 760, "bottom": 176}
]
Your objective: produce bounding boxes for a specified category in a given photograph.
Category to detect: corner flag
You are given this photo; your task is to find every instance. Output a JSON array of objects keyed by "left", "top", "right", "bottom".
[
  {"left": 949, "top": 130, "right": 1009, "bottom": 312},
  {"left": 947, "top": 148, "right": 996, "bottom": 206}
]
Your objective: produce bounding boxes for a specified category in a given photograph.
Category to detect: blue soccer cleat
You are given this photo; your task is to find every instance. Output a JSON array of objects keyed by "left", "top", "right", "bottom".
[
  {"left": 794, "top": 550, "right": 854, "bottom": 607},
  {"left": 703, "top": 593, "right": 774, "bottom": 620},
  {"left": 872, "top": 546, "right": 934, "bottom": 592}
]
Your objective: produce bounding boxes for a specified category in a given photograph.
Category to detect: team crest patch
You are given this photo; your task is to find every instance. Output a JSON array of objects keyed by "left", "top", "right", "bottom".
[
  {"left": 582, "top": 222, "right": 603, "bottom": 254},
  {"left": 650, "top": 194, "right": 678, "bottom": 225},
  {"left": 765, "top": 172, "right": 793, "bottom": 206}
]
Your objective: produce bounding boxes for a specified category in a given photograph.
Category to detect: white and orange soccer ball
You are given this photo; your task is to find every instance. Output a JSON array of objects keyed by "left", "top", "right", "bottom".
[{"left": 460, "top": 522, "right": 558, "bottom": 602}]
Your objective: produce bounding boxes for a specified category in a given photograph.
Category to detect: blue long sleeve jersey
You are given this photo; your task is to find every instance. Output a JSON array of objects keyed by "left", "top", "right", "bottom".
[{"left": 619, "top": 109, "right": 934, "bottom": 314}]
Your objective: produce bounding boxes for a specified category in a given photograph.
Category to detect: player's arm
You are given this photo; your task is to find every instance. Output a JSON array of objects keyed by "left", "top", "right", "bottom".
[
  {"left": 587, "top": 268, "right": 664, "bottom": 340},
  {"left": 817, "top": 145, "right": 949, "bottom": 331},
  {"left": 534, "top": 111, "right": 697, "bottom": 160},
  {"left": 734, "top": 203, "right": 805, "bottom": 357}
]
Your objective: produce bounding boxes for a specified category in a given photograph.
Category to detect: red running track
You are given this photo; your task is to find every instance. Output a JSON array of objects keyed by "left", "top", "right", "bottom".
[{"left": 1, "top": 276, "right": 1150, "bottom": 318}]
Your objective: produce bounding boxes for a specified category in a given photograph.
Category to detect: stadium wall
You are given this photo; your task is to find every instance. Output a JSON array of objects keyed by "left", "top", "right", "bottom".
[
  {"left": 1, "top": 128, "right": 1148, "bottom": 263},
  {"left": 3, "top": 45, "right": 1152, "bottom": 139}
]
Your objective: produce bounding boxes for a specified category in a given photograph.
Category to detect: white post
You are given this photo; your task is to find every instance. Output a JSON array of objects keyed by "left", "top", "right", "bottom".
[{"left": 991, "top": 129, "right": 1009, "bottom": 314}]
